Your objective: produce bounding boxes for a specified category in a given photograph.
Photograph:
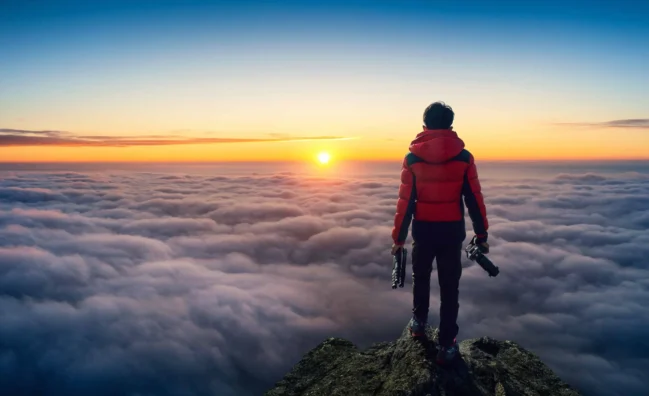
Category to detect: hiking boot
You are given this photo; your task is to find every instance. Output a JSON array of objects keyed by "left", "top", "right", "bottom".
[
  {"left": 436, "top": 339, "right": 459, "bottom": 366},
  {"left": 408, "top": 316, "right": 426, "bottom": 338}
]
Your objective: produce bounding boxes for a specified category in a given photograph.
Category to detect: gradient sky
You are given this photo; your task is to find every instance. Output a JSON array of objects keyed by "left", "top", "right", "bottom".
[{"left": 1, "top": 0, "right": 648, "bottom": 162}]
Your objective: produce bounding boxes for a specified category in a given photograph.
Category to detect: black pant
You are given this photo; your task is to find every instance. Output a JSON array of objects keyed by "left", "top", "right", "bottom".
[{"left": 411, "top": 222, "right": 463, "bottom": 347}]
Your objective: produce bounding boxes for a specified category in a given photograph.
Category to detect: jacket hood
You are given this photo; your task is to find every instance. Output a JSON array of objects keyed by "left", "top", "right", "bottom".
[{"left": 409, "top": 129, "right": 465, "bottom": 164}]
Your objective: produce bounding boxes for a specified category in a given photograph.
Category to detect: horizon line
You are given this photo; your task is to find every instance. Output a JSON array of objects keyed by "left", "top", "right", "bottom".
[{"left": 2, "top": 158, "right": 649, "bottom": 164}]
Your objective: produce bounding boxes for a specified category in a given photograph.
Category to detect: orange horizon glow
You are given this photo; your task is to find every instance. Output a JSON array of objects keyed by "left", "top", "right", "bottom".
[
  {"left": 2, "top": 123, "right": 649, "bottom": 163},
  {"left": 3, "top": 146, "right": 649, "bottom": 163}
]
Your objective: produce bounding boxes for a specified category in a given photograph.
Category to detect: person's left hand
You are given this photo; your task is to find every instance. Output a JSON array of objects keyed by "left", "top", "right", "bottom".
[{"left": 391, "top": 243, "right": 404, "bottom": 255}]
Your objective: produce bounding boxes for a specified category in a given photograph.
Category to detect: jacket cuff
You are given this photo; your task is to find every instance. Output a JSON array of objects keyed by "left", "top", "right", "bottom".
[{"left": 475, "top": 233, "right": 488, "bottom": 244}]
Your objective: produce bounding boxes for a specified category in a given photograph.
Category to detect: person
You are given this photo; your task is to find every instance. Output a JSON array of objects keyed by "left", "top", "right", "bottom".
[{"left": 390, "top": 101, "right": 490, "bottom": 366}]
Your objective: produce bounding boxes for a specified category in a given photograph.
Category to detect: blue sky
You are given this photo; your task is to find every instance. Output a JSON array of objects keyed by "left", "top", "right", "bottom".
[{"left": 1, "top": 0, "right": 648, "bottom": 161}]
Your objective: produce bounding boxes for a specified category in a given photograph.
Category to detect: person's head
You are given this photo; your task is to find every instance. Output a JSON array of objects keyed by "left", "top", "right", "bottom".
[{"left": 423, "top": 101, "right": 454, "bottom": 130}]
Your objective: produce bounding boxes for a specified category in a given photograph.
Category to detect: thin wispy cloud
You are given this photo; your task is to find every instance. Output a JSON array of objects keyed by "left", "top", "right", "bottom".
[
  {"left": 0, "top": 129, "right": 66, "bottom": 136},
  {"left": 0, "top": 129, "right": 353, "bottom": 147},
  {"left": 555, "top": 119, "right": 649, "bottom": 129}
]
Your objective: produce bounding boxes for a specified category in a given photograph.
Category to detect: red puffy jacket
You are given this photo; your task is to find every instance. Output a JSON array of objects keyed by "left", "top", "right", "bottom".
[{"left": 391, "top": 129, "right": 488, "bottom": 245}]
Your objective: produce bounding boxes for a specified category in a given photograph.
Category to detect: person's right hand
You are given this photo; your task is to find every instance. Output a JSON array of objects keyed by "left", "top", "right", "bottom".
[{"left": 475, "top": 235, "right": 489, "bottom": 254}]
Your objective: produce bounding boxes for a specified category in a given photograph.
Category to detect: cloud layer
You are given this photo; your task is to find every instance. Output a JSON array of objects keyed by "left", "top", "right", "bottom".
[{"left": 0, "top": 165, "right": 648, "bottom": 396}]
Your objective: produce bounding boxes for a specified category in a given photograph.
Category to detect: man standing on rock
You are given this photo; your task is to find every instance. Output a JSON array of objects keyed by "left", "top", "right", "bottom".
[{"left": 391, "top": 102, "right": 490, "bottom": 366}]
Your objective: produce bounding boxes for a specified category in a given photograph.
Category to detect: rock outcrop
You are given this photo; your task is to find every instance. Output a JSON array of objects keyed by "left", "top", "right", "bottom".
[{"left": 266, "top": 326, "right": 581, "bottom": 396}]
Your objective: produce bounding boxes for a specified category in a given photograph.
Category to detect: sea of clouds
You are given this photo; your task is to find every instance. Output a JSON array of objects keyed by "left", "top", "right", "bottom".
[{"left": 0, "top": 164, "right": 648, "bottom": 396}]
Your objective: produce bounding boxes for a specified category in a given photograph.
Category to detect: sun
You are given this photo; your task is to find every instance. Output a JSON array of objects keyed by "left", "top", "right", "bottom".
[{"left": 317, "top": 152, "right": 331, "bottom": 165}]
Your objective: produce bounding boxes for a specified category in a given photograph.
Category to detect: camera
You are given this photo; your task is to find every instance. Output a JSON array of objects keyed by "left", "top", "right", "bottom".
[
  {"left": 465, "top": 238, "right": 499, "bottom": 277},
  {"left": 391, "top": 248, "right": 407, "bottom": 289}
]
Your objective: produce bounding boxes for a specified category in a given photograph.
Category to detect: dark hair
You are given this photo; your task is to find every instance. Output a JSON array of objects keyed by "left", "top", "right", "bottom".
[{"left": 423, "top": 102, "right": 454, "bottom": 129}]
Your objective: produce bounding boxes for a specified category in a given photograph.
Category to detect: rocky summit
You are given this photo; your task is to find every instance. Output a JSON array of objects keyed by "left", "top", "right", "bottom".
[{"left": 266, "top": 326, "right": 581, "bottom": 396}]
